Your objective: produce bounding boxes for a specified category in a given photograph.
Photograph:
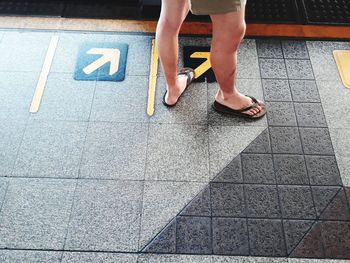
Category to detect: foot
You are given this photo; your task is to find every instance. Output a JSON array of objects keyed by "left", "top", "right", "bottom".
[
  {"left": 164, "top": 70, "right": 195, "bottom": 106},
  {"left": 215, "top": 91, "right": 265, "bottom": 116}
]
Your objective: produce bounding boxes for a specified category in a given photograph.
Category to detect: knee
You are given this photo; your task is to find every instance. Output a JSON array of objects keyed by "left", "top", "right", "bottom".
[
  {"left": 212, "top": 22, "right": 246, "bottom": 53},
  {"left": 158, "top": 17, "right": 183, "bottom": 34}
]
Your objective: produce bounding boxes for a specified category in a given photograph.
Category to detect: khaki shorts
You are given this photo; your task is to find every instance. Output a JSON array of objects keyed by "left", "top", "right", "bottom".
[{"left": 190, "top": 0, "right": 247, "bottom": 15}]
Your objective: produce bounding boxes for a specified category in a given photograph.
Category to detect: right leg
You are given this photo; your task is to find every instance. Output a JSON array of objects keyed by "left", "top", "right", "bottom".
[{"left": 156, "top": 0, "right": 193, "bottom": 105}]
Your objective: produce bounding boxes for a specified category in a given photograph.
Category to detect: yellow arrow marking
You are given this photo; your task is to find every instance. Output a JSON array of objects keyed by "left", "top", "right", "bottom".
[
  {"left": 147, "top": 39, "right": 159, "bottom": 116},
  {"left": 333, "top": 50, "right": 350, "bottom": 89},
  {"left": 190, "top": 52, "right": 211, "bottom": 79}
]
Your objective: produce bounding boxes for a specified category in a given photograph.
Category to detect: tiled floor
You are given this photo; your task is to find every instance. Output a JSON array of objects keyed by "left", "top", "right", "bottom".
[{"left": 0, "top": 29, "right": 349, "bottom": 262}]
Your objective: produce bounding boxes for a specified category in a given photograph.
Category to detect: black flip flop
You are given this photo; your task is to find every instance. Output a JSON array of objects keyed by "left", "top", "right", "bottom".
[
  {"left": 162, "top": 68, "right": 195, "bottom": 107},
  {"left": 212, "top": 96, "right": 267, "bottom": 119}
]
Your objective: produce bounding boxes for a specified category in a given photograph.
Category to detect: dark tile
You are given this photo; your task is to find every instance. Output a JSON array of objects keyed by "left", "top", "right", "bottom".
[
  {"left": 212, "top": 218, "right": 249, "bottom": 255},
  {"left": 346, "top": 187, "right": 350, "bottom": 206},
  {"left": 320, "top": 189, "right": 350, "bottom": 221},
  {"left": 290, "top": 222, "right": 325, "bottom": 258},
  {"left": 294, "top": 103, "right": 327, "bottom": 127},
  {"left": 243, "top": 129, "right": 271, "bottom": 154},
  {"left": 285, "top": 60, "right": 314, "bottom": 80},
  {"left": 180, "top": 187, "right": 211, "bottom": 217},
  {"left": 282, "top": 40, "right": 309, "bottom": 59},
  {"left": 269, "top": 127, "right": 303, "bottom": 154},
  {"left": 259, "top": 59, "right": 288, "bottom": 79},
  {"left": 321, "top": 221, "right": 350, "bottom": 259},
  {"left": 248, "top": 219, "right": 287, "bottom": 257},
  {"left": 266, "top": 102, "right": 297, "bottom": 126},
  {"left": 283, "top": 220, "right": 314, "bottom": 254},
  {"left": 256, "top": 39, "right": 283, "bottom": 58},
  {"left": 213, "top": 156, "right": 242, "bottom": 183},
  {"left": 210, "top": 183, "right": 245, "bottom": 217},
  {"left": 312, "top": 186, "right": 341, "bottom": 216},
  {"left": 289, "top": 80, "right": 320, "bottom": 103},
  {"left": 299, "top": 128, "right": 334, "bottom": 155},
  {"left": 241, "top": 154, "right": 275, "bottom": 184},
  {"left": 245, "top": 185, "right": 281, "bottom": 218},
  {"left": 305, "top": 155, "right": 342, "bottom": 186},
  {"left": 262, "top": 79, "right": 292, "bottom": 101},
  {"left": 143, "top": 219, "right": 176, "bottom": 253},
  {"left": 279, "top": 186, "right": 316, "bottom": 219},
  {"left": 176, "top": 216, "right": 212, "bottom": 254},
  {"left": 274, "top": 154, "right": 309, "bottom": 185}
]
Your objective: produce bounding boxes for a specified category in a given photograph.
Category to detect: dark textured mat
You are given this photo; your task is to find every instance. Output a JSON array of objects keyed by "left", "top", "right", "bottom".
[{"left": 0, "top": 1, "right": 64, "bottom": 16}]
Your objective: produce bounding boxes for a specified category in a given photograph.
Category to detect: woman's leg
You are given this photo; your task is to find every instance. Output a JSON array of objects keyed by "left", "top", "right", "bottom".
[
  {"left": 210, "top": 9, "right": 263, "bottom": 115},
  {"left": 156, "top": 0, "right": 193, "bottom": 105}
]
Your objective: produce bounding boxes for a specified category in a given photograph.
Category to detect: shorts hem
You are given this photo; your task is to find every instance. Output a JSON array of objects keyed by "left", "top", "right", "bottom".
[{"left": 191, "top": 6, "right": 242, "bottom": 16}]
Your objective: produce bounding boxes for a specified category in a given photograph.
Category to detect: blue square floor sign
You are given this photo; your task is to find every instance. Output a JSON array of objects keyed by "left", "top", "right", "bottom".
[{"left": 74, "top": 42, "right": 128, "bottom": 81}]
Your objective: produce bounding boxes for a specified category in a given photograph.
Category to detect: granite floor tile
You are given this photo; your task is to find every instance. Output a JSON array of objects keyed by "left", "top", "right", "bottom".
[
  {"left": 209, "top": 125, "right": 266, "bottom": 179},
  {"left": 278, "top": 186, "right": 316, "bottom": 219},
  {"left": 320, "top": 189, "right": 350, "bottom": 221},
  {"left": 0, "top": 31, "right": 51, "bottom": 72},
  {"left": 289, "top": 80, "right": 320, "bottom": 103},
  {"left": 305, "top": 155, "right": 342, "bottom": 186},
  {"left": 180, "top": 186, "right": 211, "bottom": 217},
  {"left": 146, "top": 124, "right": 209, "bottom": 182},
  {"left": 62, "top": 252, "right": 138, "bottom": 263},
  {"left": 242, "top": 153, "right": 275, "bottom": 184},
  {"left": 176, "top": 216, "right": 212, "bottom": 254},
  {"left": 0, "top": 119, "right": 26, "bottom": 176},
  {"left": 283, "top": 220, "right": 314, "bottom": 254},
  {"left": 0, "top": 179, "right": 8, "bottom": 210},
  {"left": 90, "top": 76, "right": 149, "bottom": 122},
  {"left": 138, "top": 254, "right": 212, "bottom": 263},
  {"left": 299, "top": 128, "right": 334, "bottom": 155},
  {"left": 282, "top": 41, "right": 309, "bottom": 59},
  {"left": 294, "top": 103, "right": 327, "bottom": 128},
  {"left": 266, "top": 102, "right": 297, "bottom": 126},
  {"left": 208, "top": 79, "right": 267, "bottom": 127},
  {"left": 80, "top": 122, "right": 148, "bottom": 180},
  {"left": 243, "top": 129, "right": 271, "bottom": 154},
  {"left": 336, "top": 155, "right": 350, "bottom": 186},
  {"left": 0, "top": 178, "right": 75, "bottom": 249},
  {"left": 321, "top": 221, "right": 350, "bottom": 259},
  {"left": 150, "top": 77, "right": 207, "bottom": 125},
  {"left": 312, "top": 186, "right": 340, "bottom": 216},
  {"left": 245, "top": 185, "right": 281, "bottom": 218},
  {"left": 329, "top": 128, "right": 350, "bottom": 157},
  {"left": 139, "top": 181, "right": 206, "bottom": 249},
  {"left": 212, "top": 217, "right": 249, "bottom": 255},
  {"left": 248, "top": 219, "right": 287, "bottom": 257},
  {"left": 13, "top": 120, "right": 86, "bottom": 178},
  {"left": 65, "top": 180, "right": 143, "bottom": 252},
  {"left": 259, "top": 59, "right": 288, "bottom": 79},
  {"left": 289, "top": 259, "right": 349, "bottom": 263},
  {"left": 274, "top": 154, "right": 309, "bottom": 185},
  {"left": 0, "top": 250, "right": 62, "bottom": 263},
  {"left": 236, "top": 39, "right": 260, "bottom": 79},
  {"left": 212, "top": 156, "right": 243, "bottom": 183},
  {"left": 0, "top": 72, "right": 38, "bottom": 120},
  {"left": 143, "top": 219, "right": 176, "bottom": 253},
  {"left": 285, "top": 60, "right": 314, "bottom": 80},
  {"left": 262, "top": 79, "right": 292, "bottom": 102},
  {"left": 215, "top": 257, "right": 288, "bottom": 263},
  {"left": 256, "top": 39, "right": 283, "bottom": 58}
]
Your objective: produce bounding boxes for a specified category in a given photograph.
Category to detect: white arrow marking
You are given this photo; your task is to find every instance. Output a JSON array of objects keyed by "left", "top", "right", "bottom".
[{"left": 83, "top": 48, "right": 121, "bottom": 75}]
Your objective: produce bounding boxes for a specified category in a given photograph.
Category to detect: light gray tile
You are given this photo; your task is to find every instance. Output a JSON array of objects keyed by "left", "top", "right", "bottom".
[
  {"left": 138, "top": 253, "right": 212, "bottom": 263},
  {"left": 0, "top": 72, "right": 38, "bottom": 120},
  {"left": 62, "top": 252, "right": 137, "bottom": 263},
  {"left": 90, "top": 76, "right": 149, "bottom": 122},
  {"left": 0, "top": 178, "right": 75, "bottom": 249},
  {"left": 0, "top": 31, "right": 52, "bottom": 72},
  {"left": 329, "top": 128, "right": 350, "bottom": 158},
  {"left": 51, "top": 32, "right": 105, "bottom": 73},
  {"left": 0, "top": 250, "right": 62, "bottom": 263},
  {"left": 209, "top": 125, "right": 266, "bottom": 178},
  {"left": 237, "top": 39, "right": 260, "bottom": 79},
  {"left": 0, "top": 119, "right": 26, "bottom": 176},
  {"left": 13, "top": 120, "right": 86, "bottom": 178},
  {"left": 282, "top": 40, "right": 309, "bottom": 59},
  {"left": 104, "top": 34, "right": 153, "bottom": 76},
  {"left": 139, "top": 181, "right": 206, "bottom": 249},
  {"left": 317, "top": 80, "right": 350, "bottom": 128},
  {"left": 31, "top": 73, "right": 95, "bottom": 121},
  {"left": 80, "top": 122, "right": 148, "bottom": 180},
  {"left": 288, "top": 259, "right": 349, "bottom": 263},
  {"left": 145, "top": 124, "right": 209, "bottom": 182},
  {"left": 336, "top": 155, "right": 350, "bottom": 187},
  {"left": 0, "top": 179, "right": 8, "bottom": 210},
  {"left": 208, "top": 79, "right": 267, "bottom": 127},
  {"left": 285, "top": 60, "right": 314, "bottom": 80},
  {"left": 307, "top": 41, "right": 350, "bottom": 81},
  {"left": 65, "top": 180, "right": 143, "bottom": 252},
  {"left": 150, "top": 77, "right": 207, "bottom": 125},
  {"left": 213, "top": 256, "right": 288, "bottom": 263}
]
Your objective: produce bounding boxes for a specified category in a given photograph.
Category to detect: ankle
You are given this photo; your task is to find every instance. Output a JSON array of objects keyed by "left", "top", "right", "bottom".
[{"left": 217, "top": 89, "right": 239, "bottom": 101}]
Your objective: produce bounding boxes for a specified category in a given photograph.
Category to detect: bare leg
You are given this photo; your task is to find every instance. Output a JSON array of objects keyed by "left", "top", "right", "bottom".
[
  {"left": 210, "top": 9, "right": 264, "bottom": 116},
  {"left": 156, "top": 0, "right": 194, "bottom": 105}
]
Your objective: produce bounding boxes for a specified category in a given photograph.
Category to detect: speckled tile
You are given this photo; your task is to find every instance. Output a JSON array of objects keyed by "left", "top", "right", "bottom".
[
  {"left": 62, "top": 252, "right": 137, "bottom": 263},
  {"left": 214, "top": 256, "right": 288, "bottom": 262},
  {"left": 266, "top": 102, "right": 297, "bottom": 127},
  {"left": 274, "top": 155, "right": 309, "bottom": 185},
  {"left": 138, "top": 254, "right": 212, "bottom": 263},
  {"left": 289, "top": 80, "right": 320, "bottom": 103},
  {"left": 143, "top": 219, "right": 176, "bottom": 253},
  {"left": 285, "top": 60, "right": 314, "bottom": 80},
  {"left": 312, "top": 186, "right": 340, "bottom": 216},
  {"left": 262, "top": 79, "right": 292, "bottom": 102},
  {"left": 282, "top": 41, "right": 309, "bottom": 59},
  {"left": 269, "top": 127, "right": 303, "bottom": 154},
  {"left": 259, "top": 59, "right": 287, "bottom": 79},
  {"left": 299, "top": 128, "right": 334, "bottom": 155},
  {"left": 256, "top": 39, "right": 283, "bottom": 58},
  {"left": 242, "top": 153, "right": 275, "bottom": 184},
  {"left": 0, "top": 250, "right": 62, "bottom": 263},
  {"left": 283, "top": 220, "right": 314, "bottom": 254},
  {"left": 294, "top": 103, "right": 327, "bottom": 128}
]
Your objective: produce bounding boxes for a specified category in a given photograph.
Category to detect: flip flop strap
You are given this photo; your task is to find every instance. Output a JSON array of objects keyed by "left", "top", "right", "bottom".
[{"left": 178, "top": 68, "right": 194, "bottom": 86}]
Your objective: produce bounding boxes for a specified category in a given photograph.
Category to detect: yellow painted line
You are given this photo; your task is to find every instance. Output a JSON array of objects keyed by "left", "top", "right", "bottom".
[
  {"left": 30, "top": 35, "right": 59, "bottom": 113},
  {"left": 333, "top": 50, "right": 350, "bottom": 89},
  {"left": 190, "top": 52, "right": 211, "bottom": 79},
  {"left": 147, "top": 39, "right": 159, "bottom": 116}
]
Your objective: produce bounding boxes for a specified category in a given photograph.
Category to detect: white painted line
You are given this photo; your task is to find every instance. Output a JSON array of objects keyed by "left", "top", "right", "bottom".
[{"left": 30, "top": 35, "right": 59, "bottom": 113}]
